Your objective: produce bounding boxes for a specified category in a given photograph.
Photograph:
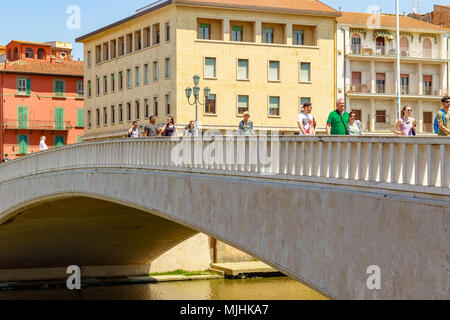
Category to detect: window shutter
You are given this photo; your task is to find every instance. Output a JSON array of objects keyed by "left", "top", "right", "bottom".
[
  {"left": 26, "top": 79, "right": 31, "bottom": 95},
  {"left": 301, "top": 63, "right": 311, "bottom": 82},
  {"left": 237, "top": 60, "right": 248, "bottom": 79},
  {"left": 205, "top": 58, "right": 216, "bottom": 78},
  {"left": 77, "top": 109, "right": 84, "bottom": 127},
  {"left": 269, "top": 61, "right": 279, "bottom": 81}
]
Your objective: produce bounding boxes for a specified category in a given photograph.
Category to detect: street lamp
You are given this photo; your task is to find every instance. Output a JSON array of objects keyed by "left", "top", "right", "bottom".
[{"left": 185, "top": 74, "right": 211, "bottom": 126}]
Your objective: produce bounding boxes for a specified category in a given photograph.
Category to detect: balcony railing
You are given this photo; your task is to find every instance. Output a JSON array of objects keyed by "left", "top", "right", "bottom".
[
  {"left": 348, "top": 45, "right": 440, "bottom": 59},
  {"left": 376, "top": 84, "right": 385, "bottom": 94},
  {"left": 401, "top": 85, "right": 409, "bottom": 95},
  {"left": 3, "top": 120, "right": 71, "bottom": 131},
  {"left": 348, "top": 84, "right": 370, "bottom": 93}
]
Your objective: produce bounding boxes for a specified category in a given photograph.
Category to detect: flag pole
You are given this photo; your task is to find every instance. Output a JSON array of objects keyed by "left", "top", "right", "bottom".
[{"left": 396, "top": 0, "right": 401, "bottom": 121}]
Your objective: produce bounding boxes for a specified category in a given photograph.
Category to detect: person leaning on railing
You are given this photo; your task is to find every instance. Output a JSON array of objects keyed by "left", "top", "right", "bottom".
[
  {"left": 238, "top": 112, "right": 254, "bottom": 135},
  {"left": 326, "top": 98, "right": 349, "bottom": 136},
  {"left": 436, "top": 96, "right": 450, "bottom": 136}
]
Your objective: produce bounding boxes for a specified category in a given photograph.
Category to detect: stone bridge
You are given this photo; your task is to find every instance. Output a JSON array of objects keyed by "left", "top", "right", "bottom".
[{"left": 0, "top": 136, "right": 448, "bottom": 300}]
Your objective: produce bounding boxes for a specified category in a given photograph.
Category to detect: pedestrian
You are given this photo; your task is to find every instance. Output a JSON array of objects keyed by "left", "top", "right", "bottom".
[
  {"left": 238, "top": 112, "right": 254, "bottom": 135},
  {"left": 184, "top": 121, "right": 198, "bottom": 137},
  {"left": 435, "top": 96, "right": 450, "bottom": 136},
  {"left": 39, "top": 136, "right": 49, "bottom": 151},
  {"left": 144, "top": 116, "right": 160, "bottom": 137},
  {"left": 348, "top": 112, "right": 363, "bottom": 135},
  {"left": 297, "top": 102, "right": 315, "bottom": 135},
  {"left": 394, "top": 106, "right": 416, "bottom": 136},
  {"left": 2, "top": 154, "right": 10, "bottom": 163},
  {"left": 326, "top": 98, "right": 350, "bottom": 135},
  {"left": 161, "top": 116, "right": 177, "bottom": 137},
  {"left": 128, "top": 121, "right": 141, "bottom": 138}
]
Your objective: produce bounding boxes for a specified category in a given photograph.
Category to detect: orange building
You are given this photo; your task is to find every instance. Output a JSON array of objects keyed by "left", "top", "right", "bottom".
[{"left": 0, "top": 40, "right": 84, "bottom": 159}]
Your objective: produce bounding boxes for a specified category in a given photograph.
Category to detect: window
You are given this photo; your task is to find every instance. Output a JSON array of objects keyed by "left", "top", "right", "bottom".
[
  {"left": 165, "top": 58, "right": 171, "bottom": 79},
  {"left": 18, "top": 106, "right": 28, "bottom": 129},
  {"left": 54, "top": 136, "right": 65, "bottom": 148},
  {"left": 126, "top": 33, "right": 133, "bottom": 54},
  {"left": 232, "top": 26, "right": 243, "bottom": 42},
  {"left": 54, "top": 79, "right": 66, "bottom": 97},
  {"left": 25, "top": 48, "right": 34, "bottom": 58},
  {"left": 14, "top": 48, "right": 18, "bottom": 60},
  {"left": 401, "top": 74, "right": 409, "bottom": 94},
  {"left": 237, "top": 59, "right": 249, "bottom": 80},
  {"left": 18, "top": 135, "right": 29, "bottom": 154},
  {"left": 400, "top": 37, "right": 409, "bottom": 56},
  {"left": 376, "top": 73, "right": 385, "bottom": 93},
  {"left": 135, "top": 30, "right": 142, "bottom": 51},
  {"left": 127, "top": 69, "right": 131, "bottom": 88},
  {"left": 144, "top": 99, "right": 150, "bottom": 119},
  {"left": 423, "top": 75, "right": 432, "bottom": 95},
  {"left": 111, "top": 74, "right": 115, "bottom": 92},
  {"left": 54, "top": 108, "right": 65, "bottom": 130},
  {"left": 96, "top": 77, "right": 100, "bottom": 95},
  {"left": 110, "top": 40, "right": 117, "bottom": 59},
  {"left": 153, "top": 61, "right": 159, "bottom": 81},
  {"left": 103, "top": 107, "right": 108, "bottom": 125},
  {"left": 205, "top": 94, "right": 216, "bottom": 114},
  {"left": 263, "top": 28, "right": 273, "bottom": 44},
  {"left": 76, "top": 80, "right": 84, "bottom": 97},
  {"left": 144, "top": 64, "right": 149, "bottom": 84},
  {"left": 165, "top": 95, "right": 171, "bottom": 114},
  {"left": 96, "top": 108, "right": 100, "bottom": 126},
  {"left": 204, "top": 57, "right": 216, "bottom": 78},
  {"left": 77, "top": 108, "right": 84, "bottom": 127},
  {"left": 135, "top": 101, "right": 140, "bottom": 120},
  {"left": 293, "top": 30, "right": 304, "bottom": 45},
  {"left": 119, "top": 71, "right": 123, "bottom": 90},
  {"left": 300, "top": 62, "right": 311, "bottom": 82},
  {"left": 268, "top": 61, "right": 280, "bottom": 81},
  {"left": 423, "top": 38, "right": 432, "bottom": 58},
  {"left": 135, "top": 66, "right": 140, "bottom": 86},
  {"left": 111, "top": 106, "right": 115, "bottom": 124},
  {"left": 300, "top": 97, "right": 311, "bottom": 111},
  {"left": 87, "top": 110, "right": 91, "bottom": 128},
  {"left": 95, "top": 45, "right": 101, "bottom": 64},
  {"left": 88, "top": 80, "right": 92, "bottom": 97},
  {"left": 352, "top": 72, "right": 362, "bottom": 92},
  {"left": 153, "top": 23, "right": 160, "bottom": 45},
  {"left": 144, "top": 27, "right": 151, "bottom": 48},
  {"left": 118, "top": 36, "right": 125, "bottom": 56},
  {"left": 351, "top": 34, "right": 361, "bottom": 54},
  {"left": 103, "top": 42, "right": 109, "bottom": 61},
  {"left": 119, "top": 104, "right": 123, "bottom": 123},
  {"left": 16, "top": 77, "right": 30, "bottom": 95},
  {"left": 77, "top": 136, "right": 83, "bottom": 143},
  {"left": 103, "top": 76, "right": 107, "bottom": 94},
  {"left": 199, "top": 24, "right": 211, "bottom": 40},
  {"left": 37, "top": 48, "right": 46, "bottom": 60},
  {"left": 376, "top": 110, "right": 386, "bottom": 123},
  {"left": 269, "top": 96, "right": 280, "bottom": 116},
  {"left": 166, "top": 23, "right": 170, "bottom": 42},
  {"left": 153, "top": 97, "right": 159, "bottom": 116},
  {"left": 127, "top": 103, "right": 131, "bottom": 121},
  {"left": 237, "top": 95, "right": 249, "bottom": 115}
]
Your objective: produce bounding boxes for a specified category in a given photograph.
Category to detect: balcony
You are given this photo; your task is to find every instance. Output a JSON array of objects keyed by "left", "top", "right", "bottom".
[
  {"left": 376, "top": 84, "right": 385, "bottom": 94},
  {"left": 348, "top": 83, "right": 370, "bottom": 93},
  {"left": 3, "top": 120, "right": 72, "bottom": 131},
  {"left": 401, "top": 85, "right": 409, "bottom": 95},
  {"left": 348, "top": 45, "right": 442, "bottom": 60}
]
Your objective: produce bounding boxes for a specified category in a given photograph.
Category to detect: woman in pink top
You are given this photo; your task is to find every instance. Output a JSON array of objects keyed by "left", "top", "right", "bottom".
[{"left": 394, "top": 106, "right": 416, "bottom": 136}]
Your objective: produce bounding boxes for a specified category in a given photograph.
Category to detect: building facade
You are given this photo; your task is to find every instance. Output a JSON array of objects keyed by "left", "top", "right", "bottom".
[
  {"left": 337, "top": 12, "right": 449, "bottom": 133},
  {"left": 76, "top": 0, "right": 339, "bottom": 140},
  {"left": 409, "top": 5, "right": 450, "bottom": 28},
  {"left": 0, "top": 40, "right": 84, "bottom": 159}
]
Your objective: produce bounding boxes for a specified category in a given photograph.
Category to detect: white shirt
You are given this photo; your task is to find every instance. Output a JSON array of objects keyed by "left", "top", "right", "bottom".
[
  {"left": 39, "top": 140, "right": 48, "bottom": 151},
  {"left": 297, "top": 113, "right": 314, "bottom": 135}
]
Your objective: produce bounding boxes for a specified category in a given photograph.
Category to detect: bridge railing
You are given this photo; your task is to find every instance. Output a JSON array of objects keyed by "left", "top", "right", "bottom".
[{"left": 0, "top": 136, "right": 449, "bottom": 193}]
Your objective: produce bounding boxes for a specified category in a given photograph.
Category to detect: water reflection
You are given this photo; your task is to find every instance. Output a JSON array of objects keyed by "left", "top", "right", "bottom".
[{"left": 0, "top": 277, "right": 327, "bottom": 300}]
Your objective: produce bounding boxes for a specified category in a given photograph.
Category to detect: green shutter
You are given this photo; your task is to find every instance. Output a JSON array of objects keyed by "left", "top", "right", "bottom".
[
  {"left": 54, "top": 80, "right": 65, "bottom": 97},
  {"left": 232, "top": 26, "right": 243, "bottom": 31},
  {"left": 77, "top": 109, "right": 84, "bottom": 127},
  {"left": 55, "top": 108, "right": 65, "bottom": 130},
  {"left": 26, "top": 79, "right": 31, "bottom": 95},
  {"left": 54, "top": 136, "right": 65, "bottom": 148},
  {"left": 18, "top": 135, "right": 28, "bottom": 154},
  {"left": 77, "top": 136, "right": 83, "bottom": 143},
  {"left": 18, "top": 106, "right": 28, "bottom": 129}
]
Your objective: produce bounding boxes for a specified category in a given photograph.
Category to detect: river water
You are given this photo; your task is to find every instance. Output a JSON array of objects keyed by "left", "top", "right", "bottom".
[{"left": 0, "top": 277, "right": 327, "bottom": 300}]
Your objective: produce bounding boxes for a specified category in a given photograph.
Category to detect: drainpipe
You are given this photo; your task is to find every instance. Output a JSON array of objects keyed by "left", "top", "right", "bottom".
[
  {"left": 1, "top": 71, "right": 4, "bottom": 158},
  {"left": 341, "top": 27, "right": 347, "bottom": 105}
]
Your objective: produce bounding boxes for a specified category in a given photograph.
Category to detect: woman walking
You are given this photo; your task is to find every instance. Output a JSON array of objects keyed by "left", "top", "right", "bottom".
[
  {"left": 348, "top": 112, "right": 363, "bottom": 135},
  {"left": 161, "top": 116, "right": 178, "bottom": 137},
  {"left": 394, "top": 106, "right": 416, "bottom": 136}
]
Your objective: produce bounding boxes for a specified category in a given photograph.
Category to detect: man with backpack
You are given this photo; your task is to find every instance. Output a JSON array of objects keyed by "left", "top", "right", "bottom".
[{"left": 435, "top": 96, "right": 450, "bottom": 136}]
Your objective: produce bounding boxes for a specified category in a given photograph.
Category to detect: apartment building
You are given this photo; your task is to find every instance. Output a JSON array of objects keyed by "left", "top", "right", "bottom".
[
  {"left": 0, "top": 40, "right": 84, "bottom": 159},
  {"left": 76, "top": 0, "right": 340, "bottom": 140},
  {"left": 409, "top": 5, "right": 450, "bottom": 28},
  {"left": 337, "top": 12, "right": 449, "bottom": 133}
]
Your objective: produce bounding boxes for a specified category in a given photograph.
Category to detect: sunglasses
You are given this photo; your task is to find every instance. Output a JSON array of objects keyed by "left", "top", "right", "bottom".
[{"left": 445, "top": 101, "right": 450, "bottom": 104}]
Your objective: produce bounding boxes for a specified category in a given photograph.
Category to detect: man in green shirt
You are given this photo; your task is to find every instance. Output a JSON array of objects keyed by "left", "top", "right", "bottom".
[
  {"left": 437, "top": 96, "right": 450, "bottom": 136},
  {"left": 326, "top": 98, "right": 350, "bottom": 135}
]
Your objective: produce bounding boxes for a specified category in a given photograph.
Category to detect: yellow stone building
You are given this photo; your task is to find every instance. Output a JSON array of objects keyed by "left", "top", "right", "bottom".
[
  {"left": 76, "top": 0, "right": 340, "bottom": 140},
  {"left": 0, "top": 45, "right": 5, "bottom": 56}
]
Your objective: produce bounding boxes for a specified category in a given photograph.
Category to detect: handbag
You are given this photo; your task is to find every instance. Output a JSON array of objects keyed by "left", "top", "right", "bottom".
[{"left": 336, "top": 110, "right": 350, "bottom": 135}]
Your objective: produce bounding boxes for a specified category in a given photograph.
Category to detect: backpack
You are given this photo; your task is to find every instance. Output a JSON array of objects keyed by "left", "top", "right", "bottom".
[{"left": 434, "top": 109, "right": 446, "bottom": 134}]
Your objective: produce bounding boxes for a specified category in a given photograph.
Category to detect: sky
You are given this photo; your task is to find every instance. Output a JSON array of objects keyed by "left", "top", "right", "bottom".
[{"left": 0, "top": 0, "right": 436, "bottom": 61}]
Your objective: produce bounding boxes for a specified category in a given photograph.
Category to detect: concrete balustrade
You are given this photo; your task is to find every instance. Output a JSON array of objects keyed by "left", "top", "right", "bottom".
[{"left": 1, "top": 136, "right": 449, "bottom": 194}]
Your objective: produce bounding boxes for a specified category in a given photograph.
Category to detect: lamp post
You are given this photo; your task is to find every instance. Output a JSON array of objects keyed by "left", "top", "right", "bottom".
[{"left": 185, "top": 75, "right": 211, "bottom": 127}]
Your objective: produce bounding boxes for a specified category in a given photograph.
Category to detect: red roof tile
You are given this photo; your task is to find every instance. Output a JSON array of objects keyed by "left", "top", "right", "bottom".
[
  {"left": 0, "top": 59, "right": 83, "bottom": 77},
  {"left": 337, "top": 12, "right": 448, "bottom": 31}
]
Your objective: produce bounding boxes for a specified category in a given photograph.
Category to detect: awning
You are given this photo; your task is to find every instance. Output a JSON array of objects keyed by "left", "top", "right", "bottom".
[{"left": 374, "top": 31, "right": 394, "bottom": 41}]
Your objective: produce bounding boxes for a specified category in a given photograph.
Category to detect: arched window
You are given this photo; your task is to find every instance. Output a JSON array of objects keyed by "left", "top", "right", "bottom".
[
  {"left": 423, "top": 38, "right": 432, "bottom": 58},
  {"left": 351, "top": 33, "right": 361, "bottom": 54},
  {"left": 37, "top": 48, "right": 46, "bottom": 60},
  {"left": 25, "top": 47, "right": 34, "bottom": 58},
  {"left": 376, "top": 37, "right": 385, "bottom": 55},
  {"left": 14, "top": 48, "right": 18, "bottom": 59},
  {"left": 400, "top": 37, "right": 409, "bottom": 56}
]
